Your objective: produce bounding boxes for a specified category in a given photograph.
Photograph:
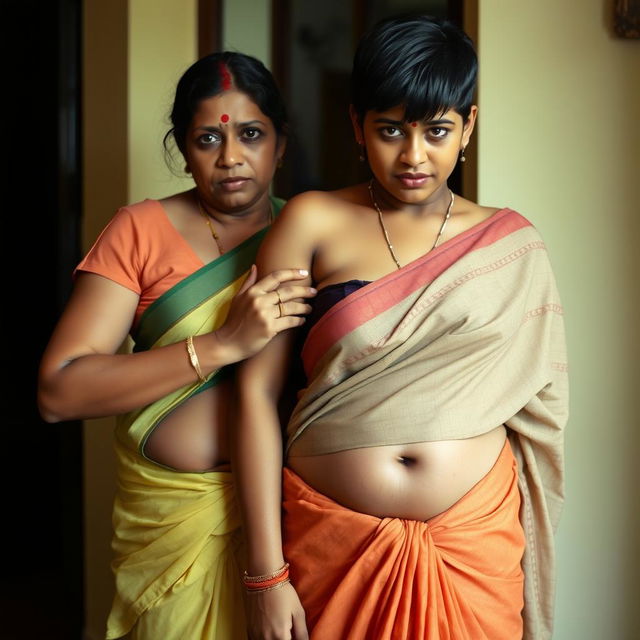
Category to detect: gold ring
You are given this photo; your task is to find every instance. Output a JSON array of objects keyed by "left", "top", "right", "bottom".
[{"left": 275, "top": 290, "right": 284, "bottom": 317}]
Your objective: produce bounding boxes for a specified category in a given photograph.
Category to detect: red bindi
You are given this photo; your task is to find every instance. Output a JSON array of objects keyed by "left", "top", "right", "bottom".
[
  {"left": 220, "top": 114, "right": 230, "bottom": 123},
  {"left": 219, "top": 61, "right": 233, "bottom": 91},
  {"left": 410, "top": 121, "right": 418, "bottom": 127}
]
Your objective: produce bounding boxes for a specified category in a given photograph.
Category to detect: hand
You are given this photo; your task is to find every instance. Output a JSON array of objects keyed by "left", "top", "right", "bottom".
[
  {"left": 216, "top": 266, "right": 315, "bottom": 362},
  {"left": 246, "top": 581, "right": 309, "bottom": 640}
]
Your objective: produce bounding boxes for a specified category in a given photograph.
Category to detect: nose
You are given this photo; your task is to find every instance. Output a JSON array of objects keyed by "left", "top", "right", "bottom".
[
  {"left": 400, "top": 135, "right": 427, "bottom": 168},
  {"left": 217, "top": 137, "right": 243, "bottom": 167}
]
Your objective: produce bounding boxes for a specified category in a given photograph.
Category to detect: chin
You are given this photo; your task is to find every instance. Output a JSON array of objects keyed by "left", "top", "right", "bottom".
[
  {"left": 217, "top": 192, "right": 253, "bottom": 209},
  {"left": 395, "top": 187, "right": 434, "bottom": 202}
]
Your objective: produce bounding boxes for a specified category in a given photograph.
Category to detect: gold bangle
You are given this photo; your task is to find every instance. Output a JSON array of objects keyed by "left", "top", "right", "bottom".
[
  {"left": 186, "top": 335, "right": 206, "bottom": 383},
  {"left": 243, "top": 562, "right": 290, "bottom": 584}
]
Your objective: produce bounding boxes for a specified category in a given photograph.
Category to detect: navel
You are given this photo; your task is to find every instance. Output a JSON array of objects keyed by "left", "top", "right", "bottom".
[{"left": 396, "top": 455, "right": 417, "bottom": 467}]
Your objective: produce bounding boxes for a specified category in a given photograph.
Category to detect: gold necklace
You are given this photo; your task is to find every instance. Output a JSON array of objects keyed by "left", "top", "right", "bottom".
[
  {"left": 367, "top": 180, "right": 455, "bottom": 269},
  {"left": 196, "top": 196, "right": 275, "bottom": 256},
  {"left": 197, "top": 198, "right": 225, "bottom": 255}
]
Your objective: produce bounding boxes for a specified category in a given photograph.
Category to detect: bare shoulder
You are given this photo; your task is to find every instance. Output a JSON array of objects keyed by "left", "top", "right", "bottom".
[
  {"left": 273, "top": 187, "right": 359, "bottom": 237},
  {"left": 452, "top": 196, "right": 502, "bottom": 231},
  {"left": 278, "top": 188, "right": 356, "bottom": 217}
]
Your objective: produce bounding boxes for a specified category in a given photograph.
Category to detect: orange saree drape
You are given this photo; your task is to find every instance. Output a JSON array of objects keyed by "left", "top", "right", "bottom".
[{"left": 283, "top": 440, "right": 525, "bottom": 640}]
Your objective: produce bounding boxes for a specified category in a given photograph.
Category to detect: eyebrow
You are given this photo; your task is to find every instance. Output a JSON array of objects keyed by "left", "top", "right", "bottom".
[
  {"left": 195, "top": 119, "right": 266, "bottom": 131},
  {"left": 373, "top": 117, "right": 456, "bottom": 126}
]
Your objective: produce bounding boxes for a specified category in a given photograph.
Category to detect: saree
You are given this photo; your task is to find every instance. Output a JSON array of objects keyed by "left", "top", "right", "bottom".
[
  {"left": 106, "top": 198, "right": 284, "bottom": 639},
  {"left": 283, "top": 439, "right": 525, "bottom": 639},
  {"left": 286, "top": 209, "right": 568, "bottom": 640}
]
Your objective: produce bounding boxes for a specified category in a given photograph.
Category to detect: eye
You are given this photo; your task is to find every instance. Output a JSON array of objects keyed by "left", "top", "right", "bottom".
[
  {"left": 380, "top": 126, "right": 403, "bottom": 139},
  {"left": 428, "top": 127, "right": 450, "bottom": 140},
  {"left": 242, "top": 127, "right": 263, "bottom": 141},
  {"left": 198, "top": 132, "right": 221, "bottom": 146}
]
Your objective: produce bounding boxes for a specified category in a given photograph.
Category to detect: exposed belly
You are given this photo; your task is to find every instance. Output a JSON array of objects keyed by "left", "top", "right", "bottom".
[
  {"left": 287, "top": 426, "right": 507, "bottom": 521},
  {"left": 143, "top": 378, "right": 234, "bottom": 472}
]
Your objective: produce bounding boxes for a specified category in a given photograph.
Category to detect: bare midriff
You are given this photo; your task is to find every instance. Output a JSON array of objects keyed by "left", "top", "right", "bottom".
[
  {"left": 287, "top": 425, "right": 507, "bottom": 521},
  {"left": 143, "top": 377, "right": 234, "bottom": 472}
]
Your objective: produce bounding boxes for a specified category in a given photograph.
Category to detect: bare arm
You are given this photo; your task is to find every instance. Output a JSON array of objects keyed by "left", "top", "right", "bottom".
[
  {"left": 38, "top": 266, "right": 313, "bottom": 423},
  {"left": 234, "top": 194, "right": 326, "bottom": 640}
]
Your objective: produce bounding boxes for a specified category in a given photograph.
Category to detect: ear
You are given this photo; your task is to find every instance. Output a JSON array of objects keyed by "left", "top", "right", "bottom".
[
  {"left": 276, "top": 135, "right": 287, "bottom": 168},
  {"left": 461, "top": 105, "right": 478, "bottom": 148},
  {"left": 349, "top": 105, "right": 364, "bottom": 144},
  {"left": 276, "top": 135, "right": 287, "bottom": 164}
]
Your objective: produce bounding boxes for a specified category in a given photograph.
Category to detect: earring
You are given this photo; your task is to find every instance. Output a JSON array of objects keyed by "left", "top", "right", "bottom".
[
  {"left": 358, "top": 144, "right": 366, "bottom": 162},
  {"left": 459, "top": 147, "right": 466, "bottom": 163}
]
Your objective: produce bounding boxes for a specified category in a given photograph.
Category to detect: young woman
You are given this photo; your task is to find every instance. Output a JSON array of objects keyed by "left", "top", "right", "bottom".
[
  {"left": 38, "top": 52, "right": 315, "bottom": 640},
  {"left": 235, "top": 16, "right": 568, "bottom": 640}
]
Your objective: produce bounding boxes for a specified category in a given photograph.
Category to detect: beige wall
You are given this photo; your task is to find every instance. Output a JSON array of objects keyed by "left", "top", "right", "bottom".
[
  {"left": 478, "top": 1, "right": 640, "bottom": 638},
  {"left": 128, "top": 0, "right": 197, "bottom": 203},
  {"left": 223, "top": 0, "right": 271, "bottom": 65}
]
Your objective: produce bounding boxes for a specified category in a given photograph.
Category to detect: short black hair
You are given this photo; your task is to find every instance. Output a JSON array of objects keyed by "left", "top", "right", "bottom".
[
  {"left": 164, "top": 51, "right": 288, "bottom": 158},
  {"left": 351, "top": 15, "right": 477, "bottom": 124}
]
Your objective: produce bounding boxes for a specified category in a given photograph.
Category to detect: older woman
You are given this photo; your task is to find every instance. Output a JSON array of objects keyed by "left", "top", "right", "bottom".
[{"left": 38, "top": 52, "right": 315, "bottom": 640}]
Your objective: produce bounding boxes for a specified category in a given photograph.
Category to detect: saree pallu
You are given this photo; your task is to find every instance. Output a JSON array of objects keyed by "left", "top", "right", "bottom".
[
  {"left": 283, "top": 440, "right": 525, "bottom": 640},
  {"left": 105, "top": 212, "right": 284, "bottom": 639},
  {"left": 286, "top": 209, "right": 568, "bottom": 640}
]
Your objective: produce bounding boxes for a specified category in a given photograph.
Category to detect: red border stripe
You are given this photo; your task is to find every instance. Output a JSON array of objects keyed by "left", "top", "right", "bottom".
[{"left": 302, "top": 209, "right": 530, "bottom": 374}]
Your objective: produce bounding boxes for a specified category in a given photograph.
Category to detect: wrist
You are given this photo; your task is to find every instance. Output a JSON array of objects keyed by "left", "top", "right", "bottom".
[
  {"left": 243, "top": 562, "right": 290, "bottom": 594},
  {"left": 211, "top": 328, "right": 242, "bottom": 365},
  {"left": 194, "top": 330, "right": 239, "bottom": 370},
  {"left": 246, "top": 553, "right": 287, "bottom": 577}
]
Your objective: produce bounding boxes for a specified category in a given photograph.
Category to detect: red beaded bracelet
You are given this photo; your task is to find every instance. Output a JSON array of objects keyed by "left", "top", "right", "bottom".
[{"left": 243, "top": 563, "right": 290, "bottom": 593}]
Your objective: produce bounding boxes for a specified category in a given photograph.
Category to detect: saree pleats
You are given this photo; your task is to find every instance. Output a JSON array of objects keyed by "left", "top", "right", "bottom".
[
  {"left": 107, "top": 452, "right": 245, "bottom": 640},
  {"left": 283, "top": 441, "right": 525, "bottom": 640}
]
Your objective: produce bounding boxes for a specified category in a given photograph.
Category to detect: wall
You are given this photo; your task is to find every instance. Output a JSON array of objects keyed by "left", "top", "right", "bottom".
[
  {"left": 223, "top": 0, "right": 271, "bottom": 64},
  {"left": 128, "top": 0, "right": 197, "bottom": 203},
  {"left": 478, "top": 1, "right": 640, "bottom": 638},
  {"left": 82, "top": 1, "right": 197, "bottom": 638}
]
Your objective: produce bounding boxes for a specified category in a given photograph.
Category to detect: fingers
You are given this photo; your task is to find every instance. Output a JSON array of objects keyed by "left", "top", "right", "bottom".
[
  {"left": 275, "top": 302, "right": 313, "bottom": 319},
  {"left": 256, "top": 269, "right": 310, "bottom": 293},
  {"left": 274, "top": 315, "right": 307, "bottom": 332},
  {"left": 273, "top": 284, "right": 317, "bottom": 303}
]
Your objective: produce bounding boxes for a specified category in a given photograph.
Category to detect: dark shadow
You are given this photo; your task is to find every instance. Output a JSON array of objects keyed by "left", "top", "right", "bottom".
[{"left": 2, "top": 0, "right": 84, "bottom": 637}]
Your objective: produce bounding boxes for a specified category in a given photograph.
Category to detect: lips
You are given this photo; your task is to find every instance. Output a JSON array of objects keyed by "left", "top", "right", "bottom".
[
  {"left": 396, "top": 173, "right": 431, "bottom": 188},
  {"left": 219, "top": 177, "right": 250, "bottom": 192}
]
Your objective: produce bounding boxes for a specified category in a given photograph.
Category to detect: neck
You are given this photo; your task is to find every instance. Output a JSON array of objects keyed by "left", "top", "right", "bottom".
[{"left": 194, "top": 190, "right": 272, "bottom": 227}]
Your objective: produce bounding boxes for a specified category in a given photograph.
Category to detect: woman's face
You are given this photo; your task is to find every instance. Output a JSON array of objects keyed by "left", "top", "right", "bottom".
[
  {"left": 184, "top": 90, "right": 285, "bottom": 213},
  {"left": 355, "top": 103, "right": 476, "bottom": 204}
]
